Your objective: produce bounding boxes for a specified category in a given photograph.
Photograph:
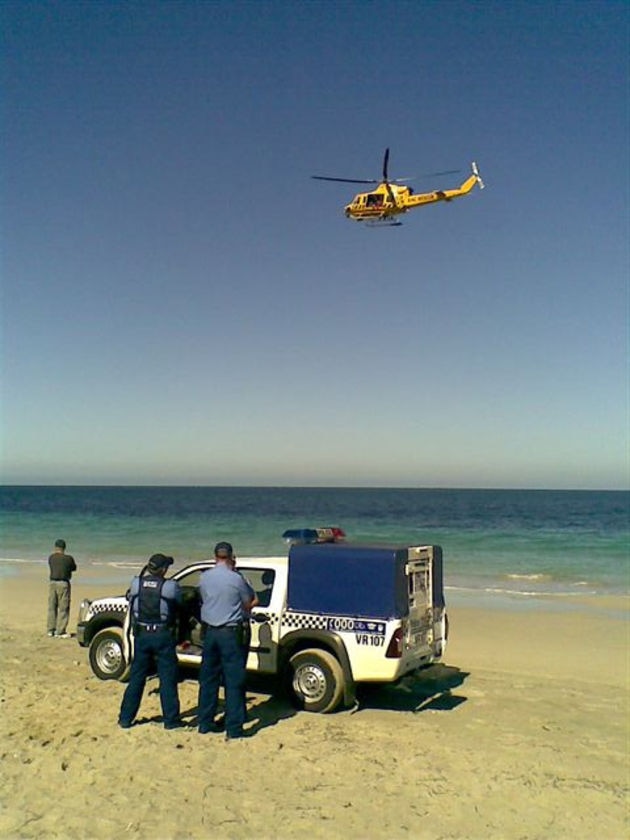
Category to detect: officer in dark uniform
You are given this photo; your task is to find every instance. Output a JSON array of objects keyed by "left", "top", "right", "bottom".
[{"left": 118, "top": 553, "right": 183, "bottom": 730}]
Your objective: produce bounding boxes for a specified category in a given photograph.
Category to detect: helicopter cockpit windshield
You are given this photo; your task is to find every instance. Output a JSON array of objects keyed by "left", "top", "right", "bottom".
[{"left": 366, "top": 193, "right": 384, "bottom": 207}]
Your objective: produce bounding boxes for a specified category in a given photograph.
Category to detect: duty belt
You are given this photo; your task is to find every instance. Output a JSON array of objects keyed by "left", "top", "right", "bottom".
[
  {"left": 201, "top": 621, "right": 243, "bottom": 630},
  {"left": 135, "top": 623, "right": 167, "bottom": 633}
]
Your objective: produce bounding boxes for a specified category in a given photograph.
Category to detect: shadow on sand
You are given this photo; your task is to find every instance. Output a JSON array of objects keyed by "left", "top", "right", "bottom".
[
  {"left": 355, "top": 664, "right": 470, "bottom": 714},
  {"left": 175, "top": 673, "right": 298, "bottom": 734},
  {"left": 138, "top": 665, "right": 468, "bottom": 729}
]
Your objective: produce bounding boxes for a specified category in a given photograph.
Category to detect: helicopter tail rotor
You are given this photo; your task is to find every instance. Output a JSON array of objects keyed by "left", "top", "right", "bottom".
[{"left": 472, "top": 161, "right": 485, "bottom": 189}]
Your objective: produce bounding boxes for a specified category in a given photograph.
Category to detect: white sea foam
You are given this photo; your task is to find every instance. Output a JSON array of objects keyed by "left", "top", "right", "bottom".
[
  {"left": 0, "top": 556, "right": 41, "bottom": 564},
  {"left": 483, "top": 586, "right": 594, "bottom": 598},
  {"left": 91, "top": 560, "right": 143, "bottom": 569},
  {"left": 445, "top": 584, "right": 598, "bottom": 598}
]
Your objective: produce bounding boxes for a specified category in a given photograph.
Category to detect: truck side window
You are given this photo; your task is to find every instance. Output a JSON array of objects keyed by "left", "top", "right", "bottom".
[
  {"left": 241, "top": 568, "right": 275, "bottom": 608},
  {"left": 176, "top": 570, "right": 203, "bottom": 589}
]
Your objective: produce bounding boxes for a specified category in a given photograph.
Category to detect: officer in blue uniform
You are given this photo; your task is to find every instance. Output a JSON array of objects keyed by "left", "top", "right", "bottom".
[
  {"left": 197, "top": 542, "right": 255, "bottom": 739},
  {"left": 118, "top": 553, "right": 183, "bottom": 730}
]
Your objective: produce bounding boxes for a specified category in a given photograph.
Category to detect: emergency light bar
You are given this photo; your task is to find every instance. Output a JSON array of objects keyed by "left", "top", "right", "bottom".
[{"left": 282, "top": 527, "right": 346, "bottom": 545}]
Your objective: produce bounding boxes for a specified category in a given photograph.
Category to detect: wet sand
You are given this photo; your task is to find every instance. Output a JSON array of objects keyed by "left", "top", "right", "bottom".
[{"left": 1, "top": 565, "right": 628, "bottom": 839}]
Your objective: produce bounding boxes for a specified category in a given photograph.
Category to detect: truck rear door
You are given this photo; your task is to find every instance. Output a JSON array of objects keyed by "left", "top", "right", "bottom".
[{"left": 405, "top": 547, "right": 435, "bottom": 653}]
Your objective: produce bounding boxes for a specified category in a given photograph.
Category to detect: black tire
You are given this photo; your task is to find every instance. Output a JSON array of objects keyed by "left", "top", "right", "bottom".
[
  {"left": 288, "top": 648, "right": 345, "bottom": 713},
  {"left": 89, "top": 627, "right": 129, "bottom": 681}
]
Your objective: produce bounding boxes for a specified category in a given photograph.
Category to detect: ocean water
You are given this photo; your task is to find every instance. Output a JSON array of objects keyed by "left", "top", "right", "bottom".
[{"left": 1, "top": 487, "right": 628, "bottom": 609}]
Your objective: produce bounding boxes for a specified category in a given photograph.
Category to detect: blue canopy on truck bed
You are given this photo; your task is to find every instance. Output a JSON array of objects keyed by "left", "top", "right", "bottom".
[{"left": 286, "top": 542, "right": 444, "bottom": 620}]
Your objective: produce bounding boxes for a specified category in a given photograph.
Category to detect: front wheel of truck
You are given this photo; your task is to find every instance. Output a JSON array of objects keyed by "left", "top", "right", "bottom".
[
  {"left": 288, "top": 648, "right": 345, "bottom": 713},
  {"left": 89, "top": 627, "right": 129, "bottom": 681}
]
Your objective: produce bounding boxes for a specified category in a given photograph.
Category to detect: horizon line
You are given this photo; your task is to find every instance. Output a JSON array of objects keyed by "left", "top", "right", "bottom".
[{"left": 1, "top": 483, "right": 628, "bottom": 493}]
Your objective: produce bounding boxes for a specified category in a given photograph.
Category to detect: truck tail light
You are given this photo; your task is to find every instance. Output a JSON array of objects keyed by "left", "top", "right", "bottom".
[{"left": 385, "top": 627, "right": 403, "bottom": 658}]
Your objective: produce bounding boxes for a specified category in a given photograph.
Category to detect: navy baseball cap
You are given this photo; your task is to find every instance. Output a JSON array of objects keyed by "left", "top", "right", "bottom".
[
  {"left": 147, "top": 553, "right": 174, "bottom": 572},
  {"left": 214, "top": 541, "right": 233, "bottom": 558}
]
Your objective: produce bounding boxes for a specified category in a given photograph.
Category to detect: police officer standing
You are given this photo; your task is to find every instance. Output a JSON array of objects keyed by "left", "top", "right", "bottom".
[
  {"left": 118, "top": 553, "right": 182, "bottom": 730},
  {"left": 197, "top": 542, "right": 255, "bottom": 739}
]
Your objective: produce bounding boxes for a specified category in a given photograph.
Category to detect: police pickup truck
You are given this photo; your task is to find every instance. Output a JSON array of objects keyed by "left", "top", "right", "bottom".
[{"left": 77, "top": 528, "right": 447, "bottom": 713}]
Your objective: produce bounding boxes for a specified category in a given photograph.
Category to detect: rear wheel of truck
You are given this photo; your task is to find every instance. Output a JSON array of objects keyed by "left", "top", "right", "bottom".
[
  {"left": 89, "top": 627, "right": 129, "bottom": 681},
  {"left": 288, "top": 648, "right": 345, "bottom": 713}
]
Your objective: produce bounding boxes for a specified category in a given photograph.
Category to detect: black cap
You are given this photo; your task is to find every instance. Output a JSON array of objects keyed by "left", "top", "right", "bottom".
[
  {"left": 55, "top": 539, "right": 66, "bottom": 550},
  {"left": 214, "top": 541, "right": 233, "bottom": 558},
  {"left": 147, "top": 553, "right": 174, "bottom": 572}
]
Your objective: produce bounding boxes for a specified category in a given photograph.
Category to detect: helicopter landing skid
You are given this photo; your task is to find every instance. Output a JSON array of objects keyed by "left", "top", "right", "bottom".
[{"left": 364, "top": 217, "right": 403, "bottom": 228}]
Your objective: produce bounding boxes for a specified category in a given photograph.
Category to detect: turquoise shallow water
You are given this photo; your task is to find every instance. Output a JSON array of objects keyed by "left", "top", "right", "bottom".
[{"left": 1, "top": 487, "right": 628, "bottom": 607}]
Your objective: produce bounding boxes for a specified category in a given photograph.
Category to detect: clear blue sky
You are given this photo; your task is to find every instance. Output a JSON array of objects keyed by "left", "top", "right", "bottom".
[{"left": 2, "top": 0, "right": 628, "bottom": 488}]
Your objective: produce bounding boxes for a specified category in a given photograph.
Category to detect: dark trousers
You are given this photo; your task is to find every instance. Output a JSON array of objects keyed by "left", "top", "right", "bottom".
[
  {"left": 119, "top": 628, "right": 180, "bottom": 728},
  {"left": 198, "top": 626, "right": 246, "bottom": 737}
]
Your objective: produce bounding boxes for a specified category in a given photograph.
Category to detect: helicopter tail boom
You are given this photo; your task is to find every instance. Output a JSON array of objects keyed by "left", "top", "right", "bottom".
[
  {"left": 455, "top": 162, "right": 484, "bottom": 196},
  {"left": 401, "top": 162, "right": 484, "bottom": 209}
]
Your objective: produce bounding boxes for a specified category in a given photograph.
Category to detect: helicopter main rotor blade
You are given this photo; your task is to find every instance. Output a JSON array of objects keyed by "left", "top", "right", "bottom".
[
  {"left": 392, "top": 169, "right": 462, "bottom": 183},
  {"left": 382, "top": 148, "right": 390, "bottom": 182},
  {"left": 311, "top": 176, "right": 378, "bottom": 184}
]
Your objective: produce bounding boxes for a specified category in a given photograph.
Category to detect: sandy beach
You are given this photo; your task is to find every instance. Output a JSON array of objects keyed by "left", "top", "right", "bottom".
[{"left": 1, "top": 564, "right": 628, "bottom": 840}]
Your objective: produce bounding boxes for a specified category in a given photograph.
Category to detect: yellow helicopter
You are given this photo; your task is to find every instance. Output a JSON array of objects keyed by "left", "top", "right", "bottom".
[{"left": 312, "top": 148, "right": 484, "bottom": 226}]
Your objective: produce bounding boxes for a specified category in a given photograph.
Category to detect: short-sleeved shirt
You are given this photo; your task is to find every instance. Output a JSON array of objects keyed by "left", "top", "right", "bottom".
[
  {"left": 48, "top": 552, "right": 77, "bottom": 582},
  {"left": 127, "top": 576, "right": 182, "bottom": 623},
  {"left": 199, "top": 563, "right": 254, "bottom": 627}
]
